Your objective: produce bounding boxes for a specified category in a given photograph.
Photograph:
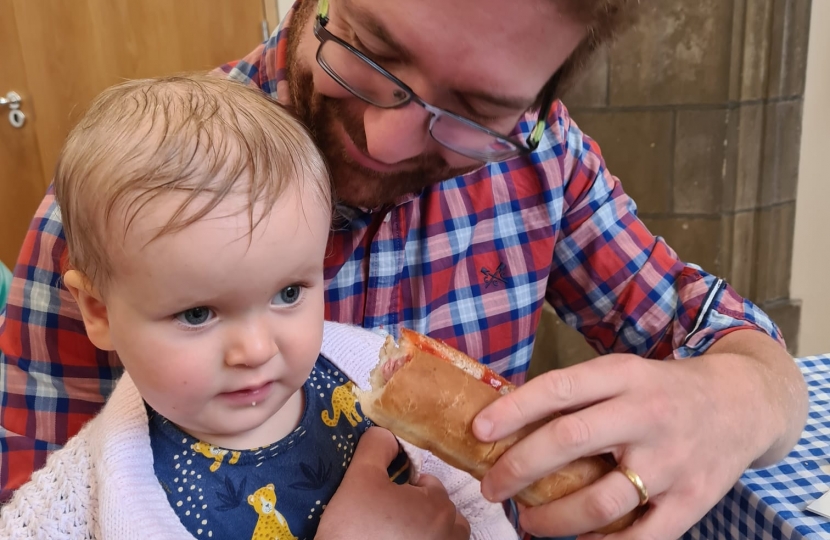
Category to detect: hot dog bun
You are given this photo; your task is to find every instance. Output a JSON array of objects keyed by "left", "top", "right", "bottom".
[{"left": 355, "top": 329, "right": 641, "bottom": 534}]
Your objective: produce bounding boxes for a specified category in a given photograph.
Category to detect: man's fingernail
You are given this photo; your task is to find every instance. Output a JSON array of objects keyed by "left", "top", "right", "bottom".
[
  {"left": 480, "top": 478, "right": 496, "bottom": 502},
  {"left": 474, "top": 417, "right": 493, "bottom": 439}
]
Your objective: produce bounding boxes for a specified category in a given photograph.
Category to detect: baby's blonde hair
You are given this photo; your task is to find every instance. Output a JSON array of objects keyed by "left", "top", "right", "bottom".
[{"left": 55, "top": 74, "right": 331, "bottom": 292}]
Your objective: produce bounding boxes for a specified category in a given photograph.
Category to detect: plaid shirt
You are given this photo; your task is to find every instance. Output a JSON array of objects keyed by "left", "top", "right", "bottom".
[{"left": 0, "top": 4, "right": 782, "bottom": 503}]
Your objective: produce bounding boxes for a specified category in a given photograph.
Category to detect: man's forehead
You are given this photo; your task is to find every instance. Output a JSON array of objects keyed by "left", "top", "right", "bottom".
[
  {"left": 340, "top": 0, "right": 584, "bottom": 101},
  {"left": 338, "top": 0, "right": 414, "bottom": 61}
]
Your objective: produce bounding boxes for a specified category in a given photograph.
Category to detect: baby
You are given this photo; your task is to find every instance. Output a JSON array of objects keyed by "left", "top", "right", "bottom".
[{"left": 0, "top": 75, "right": 515, "bottom": 539}]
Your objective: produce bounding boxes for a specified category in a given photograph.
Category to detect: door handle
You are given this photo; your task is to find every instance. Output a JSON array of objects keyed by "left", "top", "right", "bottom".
[
  {"left": 0, "top": 91, "right": 25, "bottom": 128},
  {"left": 0, "top": 91, "right": 21, "bottom": 107}
]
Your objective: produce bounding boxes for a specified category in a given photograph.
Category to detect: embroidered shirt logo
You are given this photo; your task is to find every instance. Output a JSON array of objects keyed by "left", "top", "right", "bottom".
[{"left": 481, "top": 262, "right": 508, "bottom": 288}]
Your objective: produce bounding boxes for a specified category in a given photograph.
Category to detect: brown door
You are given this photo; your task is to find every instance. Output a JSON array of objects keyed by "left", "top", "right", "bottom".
[{"left": 0, "top": 0, "right": 267, "bottom": 267}]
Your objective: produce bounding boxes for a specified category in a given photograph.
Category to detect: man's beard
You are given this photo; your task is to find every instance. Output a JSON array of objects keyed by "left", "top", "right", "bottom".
[{"left": 285, "top": 4, "right": 478, "bottom": 209}]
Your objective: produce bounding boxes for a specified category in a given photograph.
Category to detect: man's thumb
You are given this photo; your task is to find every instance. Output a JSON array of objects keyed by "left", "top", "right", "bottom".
[{"left": 350, "top": 426, "right": 399, "bottom": 468}]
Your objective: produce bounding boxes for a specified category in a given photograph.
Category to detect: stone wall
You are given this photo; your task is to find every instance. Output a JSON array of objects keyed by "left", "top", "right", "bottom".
[{"left": 530, "top": 0, "right": 812, "bottom": 376}]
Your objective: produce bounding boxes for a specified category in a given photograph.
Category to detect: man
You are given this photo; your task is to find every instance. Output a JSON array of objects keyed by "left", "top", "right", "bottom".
[{"left": 0, "top": 0, "right": 808, "bottom": 538}]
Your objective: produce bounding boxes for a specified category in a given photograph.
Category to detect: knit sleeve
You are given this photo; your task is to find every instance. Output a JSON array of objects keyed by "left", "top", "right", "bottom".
[
  {"left": 0, "top": 427, "right": 96, "bottom": 538},
  {"left": 319, "top": 321, "right": 389, "bottom": 387},
  {"left": 420, "top": 453, "right": 518, "bottom": 540}
]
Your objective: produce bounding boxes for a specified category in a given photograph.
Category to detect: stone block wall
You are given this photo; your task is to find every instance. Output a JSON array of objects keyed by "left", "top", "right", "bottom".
[{"left": 531, "top": 0, "right": 811, "bottom": 373}]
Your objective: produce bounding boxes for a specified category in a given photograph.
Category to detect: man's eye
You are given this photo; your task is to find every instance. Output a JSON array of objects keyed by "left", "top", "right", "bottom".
[
  {"left": 349, "top": 32, "right": 397, "bottom": 64},
  {"left": 176, "top": 307, "right": 214, "bottom": 326},
  {"left": 470, "top": 111, "right": 502, "bottom": 124},
  {"left": 272, "top": 285, "right": 303, "bottom": 306}
]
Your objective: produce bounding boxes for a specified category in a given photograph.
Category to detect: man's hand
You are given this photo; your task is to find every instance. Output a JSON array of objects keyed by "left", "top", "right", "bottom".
[
  {"left": 316, "top": 427, "right": 471, "bottom": 540},
  {"left": 471, "top": 330, "right": 807, "bottom": 539}
]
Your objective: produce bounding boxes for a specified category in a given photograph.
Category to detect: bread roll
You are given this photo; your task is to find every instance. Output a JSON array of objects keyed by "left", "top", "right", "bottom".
[{"left": 354, "top": 329, "right": 641, "bottom": 534}]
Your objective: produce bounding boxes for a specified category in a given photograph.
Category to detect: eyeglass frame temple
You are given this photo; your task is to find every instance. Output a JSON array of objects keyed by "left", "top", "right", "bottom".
[{"left": 526, "top": 70, "right": 561, "bottom": 151}]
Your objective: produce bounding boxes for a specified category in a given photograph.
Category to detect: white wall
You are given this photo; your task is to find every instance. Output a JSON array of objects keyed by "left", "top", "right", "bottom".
[
  {"left": 277, "top": 0, "right": 292, "bottom": 20},
  {"left": 790, "top": 1, "right": 830, "bottom": 355}
]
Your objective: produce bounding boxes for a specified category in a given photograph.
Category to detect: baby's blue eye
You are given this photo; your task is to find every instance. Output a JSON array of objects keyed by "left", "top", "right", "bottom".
[
  {"left": 176, "top": 307, "right": 214, "bottom": 326},
  {"left": 273, "top": 286, "right": 302, "bottom": 306}
]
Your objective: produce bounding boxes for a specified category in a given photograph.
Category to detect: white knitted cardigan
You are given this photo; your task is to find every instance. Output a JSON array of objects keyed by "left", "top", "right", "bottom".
[{"left": 0, "top": 322, "right": 517, "bottom": 540}]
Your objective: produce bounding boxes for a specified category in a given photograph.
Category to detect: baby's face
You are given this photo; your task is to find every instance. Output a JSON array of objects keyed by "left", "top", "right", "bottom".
[{"left": 103, "top": 187, "right": 330, "bottom": 449}]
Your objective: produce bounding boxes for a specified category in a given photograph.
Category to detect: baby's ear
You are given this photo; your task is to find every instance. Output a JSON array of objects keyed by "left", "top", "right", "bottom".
[{"left": 63, "top": 270, "right": 115, "bottom": 351}]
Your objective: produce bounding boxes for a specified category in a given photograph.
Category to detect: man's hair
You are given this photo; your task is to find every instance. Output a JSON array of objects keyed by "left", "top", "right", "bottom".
[
  {"left": 55, "top": 74, "right": 331, "bottom": 291},
  {"left": 541, "top": 0, "right": 640, "bottom": 105}
]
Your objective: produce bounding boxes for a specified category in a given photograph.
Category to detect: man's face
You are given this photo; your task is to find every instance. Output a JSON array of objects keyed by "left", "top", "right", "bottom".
[{"left": 287, "top": 0, "right": 586, "bottom": 209}]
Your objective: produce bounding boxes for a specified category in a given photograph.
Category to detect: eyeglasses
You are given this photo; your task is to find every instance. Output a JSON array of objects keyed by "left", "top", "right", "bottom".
[{"left": 313, "top": 0, "right": 557, "bottom": 163}]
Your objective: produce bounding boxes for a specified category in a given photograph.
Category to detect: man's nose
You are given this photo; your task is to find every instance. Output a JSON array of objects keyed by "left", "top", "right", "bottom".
[
  {"left": 224, "top": 316, "right": 278, "bottom": 368},
  {"left": 363, "top": 102, "right": 432, "bottom": 164}
]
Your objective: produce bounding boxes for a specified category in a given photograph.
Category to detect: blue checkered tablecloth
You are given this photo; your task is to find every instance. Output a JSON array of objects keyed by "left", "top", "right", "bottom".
[{"left": 683, "top": 355, "right": 830, "bottom": 539}]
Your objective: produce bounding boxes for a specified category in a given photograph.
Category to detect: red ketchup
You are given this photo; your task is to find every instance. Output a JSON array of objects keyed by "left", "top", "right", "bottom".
[{"left": 406, "top": 331, "right": 511, "bottom": 392}]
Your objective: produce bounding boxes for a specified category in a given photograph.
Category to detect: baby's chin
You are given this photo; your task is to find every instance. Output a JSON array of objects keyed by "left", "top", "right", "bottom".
[
  {"left": 182, "top": 392, "right": 305, "bottom": 449},
  {"left": 170, "top": 417, "right": 274, "bottom": 451}
]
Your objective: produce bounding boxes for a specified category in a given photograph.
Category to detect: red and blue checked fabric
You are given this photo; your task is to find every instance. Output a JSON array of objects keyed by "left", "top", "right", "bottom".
[{"left": 0, "top": 3, "right": 782, "bottom": 503}]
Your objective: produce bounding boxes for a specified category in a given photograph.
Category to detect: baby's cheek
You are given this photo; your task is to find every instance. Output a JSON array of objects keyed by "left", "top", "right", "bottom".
[{"left": 150, "top": 373, "right": 213, "bottom": 411}]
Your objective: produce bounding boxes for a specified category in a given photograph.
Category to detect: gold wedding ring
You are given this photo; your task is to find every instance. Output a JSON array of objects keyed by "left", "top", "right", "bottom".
[{"left": 616, "top": 464, "right": 649, "bottom": 506}]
